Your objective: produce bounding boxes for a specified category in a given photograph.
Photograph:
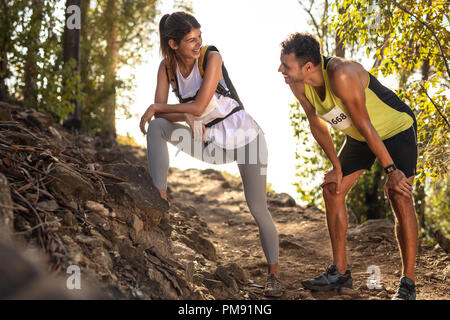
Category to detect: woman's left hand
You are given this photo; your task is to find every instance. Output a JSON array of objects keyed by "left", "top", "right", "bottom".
[{"left": 140, "top": 105, "right": 156, "bottom": 135}]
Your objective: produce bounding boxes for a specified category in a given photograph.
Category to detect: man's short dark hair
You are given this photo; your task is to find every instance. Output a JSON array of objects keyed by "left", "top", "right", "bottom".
[{"left": 281, "top": 32, "right": 322, "bottom": 66}]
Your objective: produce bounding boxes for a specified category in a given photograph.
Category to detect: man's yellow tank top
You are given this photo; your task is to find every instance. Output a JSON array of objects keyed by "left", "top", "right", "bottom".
[{"left": 304, "top": 56, "right": 414, "bottom": 141}]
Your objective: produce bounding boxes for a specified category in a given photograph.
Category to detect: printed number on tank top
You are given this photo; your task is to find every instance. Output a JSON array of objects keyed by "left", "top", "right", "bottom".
[{"left": 317, "top": 105, "right": 353, "bottom": 131}]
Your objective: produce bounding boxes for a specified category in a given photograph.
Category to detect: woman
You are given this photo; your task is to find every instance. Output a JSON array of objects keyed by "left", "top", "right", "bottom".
[{"left": 140, "top": 12, "right": 282, "bottom": 298}]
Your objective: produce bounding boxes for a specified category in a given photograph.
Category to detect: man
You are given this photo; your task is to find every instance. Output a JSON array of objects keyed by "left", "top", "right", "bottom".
[{"left": 279, "top": 33, "right": 418, "bottom": 300}]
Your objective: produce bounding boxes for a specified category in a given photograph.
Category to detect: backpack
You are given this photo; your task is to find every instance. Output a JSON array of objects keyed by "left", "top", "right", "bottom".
[{"left": 165, "top": 45, "right": 244, "bottom": 128}]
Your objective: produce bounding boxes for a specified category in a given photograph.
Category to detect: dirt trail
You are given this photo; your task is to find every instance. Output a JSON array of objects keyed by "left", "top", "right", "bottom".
[{"left": 168, "top": 167, "right": 450, "bottom": 300}]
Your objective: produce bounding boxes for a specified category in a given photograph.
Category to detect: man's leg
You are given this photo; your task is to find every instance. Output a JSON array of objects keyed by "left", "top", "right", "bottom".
[
  {"left": 388, "top": 176, "right": 418, "bottom": 281},
  {"left": 322, "top": 169, "right": 365, "bottom": 275}
]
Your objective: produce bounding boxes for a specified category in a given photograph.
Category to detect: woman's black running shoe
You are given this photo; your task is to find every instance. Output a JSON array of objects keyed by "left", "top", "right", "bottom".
[{"left": 301, "top": 264, "right": 352, "bottom": 291}]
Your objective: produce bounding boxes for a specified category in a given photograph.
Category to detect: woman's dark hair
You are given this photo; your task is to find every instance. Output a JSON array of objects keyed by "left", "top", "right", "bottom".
[
  {"left": 159, "top": 12, "right": 201, "bottom": 73},
  {"left": 281, "top": 32, "right": 322, "bottom": 67}
]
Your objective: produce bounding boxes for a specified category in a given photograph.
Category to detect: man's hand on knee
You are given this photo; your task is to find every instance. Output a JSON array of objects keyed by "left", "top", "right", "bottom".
[
  {"left": 385, "top": 169, "right": 413, "bottom": 200},
  {"left": 321, "top": 167, "right": 343, "bottom": 195}
]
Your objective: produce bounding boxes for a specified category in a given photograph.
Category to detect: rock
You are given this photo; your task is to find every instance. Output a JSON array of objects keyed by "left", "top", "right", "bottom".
[
  {"left": 101, "top": 164, "right": 168, "bottom": 228},
  {"left": 227, "top": 218, "right": 240, "bottom": 226},
  {"left": 338, "top": 295, "right": 353, "bottom": 300},
  {"left": 171, "top": 240, "right": 196, "bottom": 262},
  {"left": 61, "top": 210, "right": 78, "bottom": 228},
  {"left": 0, "top": 173, "right": 14, "bottom": 234},
  {"left": 37, "top": 200, "right": 59, "bottom": 212},
  {"left": 96, "top": 149, "right": 123, "bottom": 163},
  {"left": 49, "top": 164, "right": 96, "bottom": 201},
  {"left": 85, "top": 201, "right": 115, "bottom": 218},
  {"left": 223, "top": 262, "right": 249, "bottom": 285},
  {"left": 201, "top": 169, "right": 225, "bottom": 181},
  {"left": 221, "top": 181, "right": 231, "bottom": 189},
  {"left": 368, "top": 235, "right": 384, "bottom": 243},
  {"left": 0, "top": 104, "right": 12, "bottom": 121},
  {"left": 43, "top": 216, "right": 61, "bottom": 233},
  {"left": 179, "top": 230, "right": 217, "bottom": 262},
  {"left": 75, "top": 234, "right": 102, "bottom": 248},
  {"left": 202, "top": 279, "right": 229, "bottom": 298},
  {"left": 443, "top": 266, "right": 450, "bottom": 279},
  {"left": 185, "top": 262, "right": 194, "bottom": 283},
  {"left": 131, "top": 215, "right": 143, "bottom": 234},
  {"left": 339, "top": 287, "right": 359, "bottom": 297},
  {"left": 129, "top": 215, "right": 144, "bottom": 243},
  {"left": 435, "top": 230, "right": 450, "bottom": 254},
  {"left": 193, "top": 274, "right": 205, "bottom": 286},
  {"left": 268, "top": 192, "right": 296, "bottom": 207},
  {"left": 86, "top": 212, "right": 111, "bottom": 232},
  {"left": 215, "top": 266, "right": 239, "bottom": 293},
  {"left": 26, "top": 111, "right": 53, "bottom": 130},
  {"left": 47, "top": 126, "right": 62, "bottom": 141},
  {"left": 298, "top": 290, "right": 315, "bottom": 300},
  {"left": 91, "top": 247, "right": 113, "bottom": 270},
  {"left": 5, "top": 131, "right": 40, "bottom": 147},
  {"left": 280, "top": 239, "right": 303, "bottom": 250},
  {"left": 0, "top": 240, "right": 103, "bottom": 299},
  {"left": 347, "top": 219, "right": 395, "bottom": 243}
]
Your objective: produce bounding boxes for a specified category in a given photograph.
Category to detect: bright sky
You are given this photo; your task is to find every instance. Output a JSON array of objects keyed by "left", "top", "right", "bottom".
[{"left": 116, "top": 0, "right": 377, "bottom": 203}]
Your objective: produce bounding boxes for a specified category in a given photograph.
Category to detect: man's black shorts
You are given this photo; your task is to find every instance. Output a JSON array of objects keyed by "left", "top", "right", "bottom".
[{"left": 338, "top": 125, "right": 418, "bottom": 178}]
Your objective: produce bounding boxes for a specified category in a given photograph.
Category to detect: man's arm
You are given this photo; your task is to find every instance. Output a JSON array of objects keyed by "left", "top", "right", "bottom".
[
  {"left": 290, "top": 82, "right": 343, "bottom": 192},
  {"left": 328, "top": 64, "right": 394, "bottom": 167},
  {"left": 328, "top": 63, "right": 413, "bottom": 197}
]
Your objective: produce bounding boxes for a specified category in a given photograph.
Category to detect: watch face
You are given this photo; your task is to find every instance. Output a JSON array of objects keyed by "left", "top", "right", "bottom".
[{"left": 385, "top": 165, "right": 396, "bottom": 174}]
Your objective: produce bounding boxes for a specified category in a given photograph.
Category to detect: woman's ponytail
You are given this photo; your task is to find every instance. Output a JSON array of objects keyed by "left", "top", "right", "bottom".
[{"left": 159, "top": 13, "right": 170, "bottom": 62}]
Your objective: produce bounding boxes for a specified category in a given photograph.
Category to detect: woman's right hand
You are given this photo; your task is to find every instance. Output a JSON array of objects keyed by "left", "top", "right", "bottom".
[{"left": 185, "top": 113, "right": 205, "bottom": 142}]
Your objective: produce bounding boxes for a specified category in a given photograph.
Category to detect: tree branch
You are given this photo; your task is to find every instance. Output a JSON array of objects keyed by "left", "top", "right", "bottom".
[
  {"left": 420, "top": 84, "right": 450, "bottom": 129},
  {"left": 298, "top": 0, "right": 322, "bottom": 39},
  {"left": 394, "top": 2, "right": 450, "bottom": 80}
]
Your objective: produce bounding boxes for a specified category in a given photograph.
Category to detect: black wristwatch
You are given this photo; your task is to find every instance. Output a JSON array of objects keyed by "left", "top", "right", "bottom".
[{"left": 384, "top": 164, "right": 397, "bottom": 174}]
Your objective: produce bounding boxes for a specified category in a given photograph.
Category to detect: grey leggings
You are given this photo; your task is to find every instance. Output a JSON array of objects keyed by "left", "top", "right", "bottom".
[{"left": 146, "top": 117, "right": 279, "bottom": 265}]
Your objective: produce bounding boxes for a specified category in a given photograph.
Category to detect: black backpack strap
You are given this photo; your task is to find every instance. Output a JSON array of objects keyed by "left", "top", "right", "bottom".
[
  {"left": 202, "top": 46, "right": 244, "bottom": 108},
  {"left": 204, "top": 106, "right": 244, "bottom": 128},
  {"left": 165, "top": 63, "right": 183, "bottom": 103}
]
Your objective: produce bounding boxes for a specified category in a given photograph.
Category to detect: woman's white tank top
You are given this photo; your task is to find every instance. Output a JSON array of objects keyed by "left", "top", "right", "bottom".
[{"left": 175, "top": 60, "right": 262, "bottom": 150}]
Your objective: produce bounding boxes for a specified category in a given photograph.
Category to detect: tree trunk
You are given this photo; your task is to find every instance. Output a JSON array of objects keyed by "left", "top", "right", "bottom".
[
  {"left": 79, "top": 0, "right": 89, "bottom": 86},
  {"left": 103, "top": 0, "right": 118, "bottom": 138},
  {"left": 63, "top": 0, "right": 82, "bottom": 130},
  {"left": 0, "top": 0, "right": 10, "bottom": 101},
  {"left": 23, "top": 0, "right": 43, "bottom": 108}
]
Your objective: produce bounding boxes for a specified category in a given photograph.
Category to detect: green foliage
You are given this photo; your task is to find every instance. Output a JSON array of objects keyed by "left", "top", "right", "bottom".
[
  {"left": 331, "top": 0, "right": 450, "bottom": 181},
  {"left": 1, "top": 0, "right": 81, "bottom": 121},
  {"left": 79, "top": 0, "right": 159, "bottom": 134},
  {"left": 424, "top": 175, "right": 450, "bottom": 239},
  {"left": 330, "top": 0, "right": 449, "bottom": 236},
  {"left": 290, "top": 0, "right": 449, "bottom": 236},
  {"left": 1, "top": 0, "right": 182, "bottom": 134}
]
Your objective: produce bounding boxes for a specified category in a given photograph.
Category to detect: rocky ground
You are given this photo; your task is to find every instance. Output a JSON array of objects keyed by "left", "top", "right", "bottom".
[
  {"left": 0, "top": 100, "right": 448, "bottom": 300},
  {"left": 167, "top": 168, "right": 450, "bottom": 300}
]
